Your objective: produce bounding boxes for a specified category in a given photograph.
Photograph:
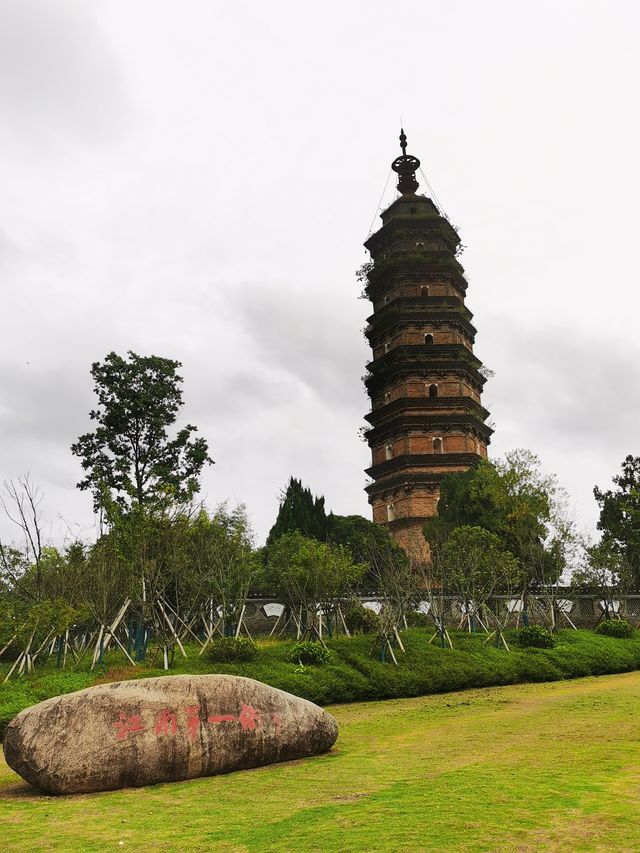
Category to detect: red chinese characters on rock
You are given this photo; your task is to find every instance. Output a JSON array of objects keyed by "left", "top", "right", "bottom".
[
  {"left": 112, "top": 705, "right": 281, "bottom": 741},
  {"left": 238, "top": 704, "right": 263, "bottom": 731},
  {"left": 154, "top": 709, "right": 177, "bottom": 736},
  {"left": 207, "top": 713, "right": 236, "bottom": 724},
  {"left": 208, "top": 704, "right": 264, "bottom": 731},
  {"left": 185, "top": 705, "right": 201, "bottom": 741},
  {"left": 112, "top": 712, "right": 145, "bottom": 740}
]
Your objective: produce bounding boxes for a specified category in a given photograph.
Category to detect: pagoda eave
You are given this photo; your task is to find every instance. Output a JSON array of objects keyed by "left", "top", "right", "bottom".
[
  {"left": 365, "top": 452, "right": 483, "bottom": 480},
  {"left": 365, "top": 397, "right": 491, "bottom": 424},
  {"left": 365, "top": 363, "right": 487, "bottom": 394},
  {"left": 366, "top": 312, "right": 477, "bottom": 342},
  {"left": 367, "top": 296, "right": 474, "bottom": 325},
  {"left": 365, "top": 417, "right": 493, "bottom": 445}
]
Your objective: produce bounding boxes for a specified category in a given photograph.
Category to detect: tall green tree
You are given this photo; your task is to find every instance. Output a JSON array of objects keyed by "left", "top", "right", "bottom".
[
  {"left": 327, "top": 514, "right": 408, "bottom": 590},
  {"left": 594, "top": 455, "right": 640, "bottom": 588},
  {"left": 425, "top": 451, "right": 575, "bottom": 623},
  {"left": 266, "top": 477, "right": 329, "bottom": 545},
  {"left": 71, "top": 351, "right": 213, "bottom": 514}
]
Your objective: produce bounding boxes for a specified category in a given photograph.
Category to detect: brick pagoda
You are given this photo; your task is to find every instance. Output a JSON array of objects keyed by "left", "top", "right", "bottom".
[{"left": 362, "top": 130, "right": 493, "bottom": 565}]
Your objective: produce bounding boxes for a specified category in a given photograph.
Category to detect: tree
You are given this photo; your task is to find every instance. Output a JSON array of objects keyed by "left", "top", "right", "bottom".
[
  {"left": 363, "top": 535, "right": 419, "bottom": 663},
  {"left": 0, "top": 476, "right": 44, "bottom": 600},
  {"left": 188, "top": 503, "right": 258, "bottom": 638},
  {"left": 594, "top": 456, "right": 640, "bottom": 588},
  {"left": 71, "top": 351, "right": 213, "bottom": 514},
  {"left": 76, "top": 494, "right": 205, "bottom": 669},
  {"left": 571, "top": 540, "right": 632, "bottom": 619},
  {"left": 0, "top": 478, "right": 92, "bottom": 676},
  {"left": 327, "top": 514, "right": 407, "bottom": 590},
  {"left": 442, "top": 525, "right": 520, "bottom": 646},
  {"left": 426, "top": 451, "right": 576, "bottom": 626},
  {"left": 266, "top": 532, "right": 365, "bottom": 642},
  {"left": 421, "top": 515, "right": 455, "bottom": 647},
  {"left": 266, "top": 478, "right": 329, "bottom": 546}
]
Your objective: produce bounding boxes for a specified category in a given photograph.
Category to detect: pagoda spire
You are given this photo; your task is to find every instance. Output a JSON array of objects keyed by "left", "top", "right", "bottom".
[{"left": 391, "top": 128, "right": 420, "bottom": 195}]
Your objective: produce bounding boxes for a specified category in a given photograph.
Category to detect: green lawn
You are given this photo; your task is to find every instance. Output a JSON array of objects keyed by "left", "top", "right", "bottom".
[{"left": 2, "top": 671, "right": 640, "bottom": 852}]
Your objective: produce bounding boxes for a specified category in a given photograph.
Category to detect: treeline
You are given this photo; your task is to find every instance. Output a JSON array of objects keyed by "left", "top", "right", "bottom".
[
  {"left": 0, "top": 352, "right": 411, "bottom": 675},
  {"left": 423, "top": 449, "right": 640, "bottom": 629},
  {"left": 1, "top": 349, "right": 639, "bottom": 677}
]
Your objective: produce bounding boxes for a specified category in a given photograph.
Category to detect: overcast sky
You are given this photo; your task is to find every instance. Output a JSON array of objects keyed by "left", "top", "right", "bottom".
[{"left": 1, "top": 0, "right": 639, "bottom": 549}]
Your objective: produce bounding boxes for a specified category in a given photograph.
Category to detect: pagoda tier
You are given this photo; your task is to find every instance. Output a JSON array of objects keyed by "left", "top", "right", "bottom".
[{"left": 362, "top": 131, "right": 493, "bottom": 565}]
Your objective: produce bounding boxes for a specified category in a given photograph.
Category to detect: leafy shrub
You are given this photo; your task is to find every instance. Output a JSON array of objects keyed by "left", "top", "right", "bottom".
[
  {"left": 343, "top": 601, "right": 381, "bottom": 634},
  {"left": 208, "top": 636, "right": 258, "bottom": 663},
  {"left": 516, "top": 625, "right": 555, "bottom": 648},
  {"left": 289, "top": 641, "right": 331, "bottom": 666},
  {"left": 595, "top": 619, "right": 634, "bottom": 639},
  {"left": 405, "top": 610, "right": 430, "bottom": 628}
]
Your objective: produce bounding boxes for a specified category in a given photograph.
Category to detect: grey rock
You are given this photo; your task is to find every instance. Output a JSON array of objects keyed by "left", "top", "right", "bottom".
[{"left": 3, "top": 674, "right": 338, "bottom": 794}]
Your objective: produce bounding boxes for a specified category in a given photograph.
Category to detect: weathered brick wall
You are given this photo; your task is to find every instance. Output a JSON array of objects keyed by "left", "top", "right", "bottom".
[
  {"left": 372, "top": 431, "right": 486, "bottom": 462},
  {"left": 372, "top": 375, "right": 481, "bottom": 408},
  {"left": 372, "top": 325, "right": 472, "bottom": 357},
  {"left": 372, "top": 278, "right": 464, "bottom": 311}
]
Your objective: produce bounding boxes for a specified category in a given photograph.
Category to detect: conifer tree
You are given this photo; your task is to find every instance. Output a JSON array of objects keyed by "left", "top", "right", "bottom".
[{"left": 266, "top": 478, "right": 328, "bottom": 545}]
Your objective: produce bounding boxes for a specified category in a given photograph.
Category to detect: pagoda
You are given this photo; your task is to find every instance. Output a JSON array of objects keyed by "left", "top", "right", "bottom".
[{"left": 362, "top": 130, "right": 492, "bottom": 565}]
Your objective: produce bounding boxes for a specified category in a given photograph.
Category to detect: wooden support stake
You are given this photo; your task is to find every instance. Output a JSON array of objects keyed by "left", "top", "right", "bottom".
[
  {"left": 158, "top": 601, "right": 187, "bottom": 658},
  {"left": 90, "top": 624, "right": 105, "bottom": 670},
  {"left": 102, "top": 599, "right": 131, "bottom": 654},
  {"left": 234, "top": 605, "right": 246, "bottom": 639},
  {"left": 104, "top": 625, "right": 137, "bottom": 666},
  {"left": 269, "top": 613, "right": 283, "bottom": 637},
  {"left": 62, "top": 628, "right": 69, "bottom": 669},
  {"left": 0, "top": 632, "right": 18, "bottom": 658}
]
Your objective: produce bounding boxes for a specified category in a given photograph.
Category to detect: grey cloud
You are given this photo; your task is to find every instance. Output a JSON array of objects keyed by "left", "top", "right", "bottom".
[
  {"left": 488, "top": 322, "right": 640, "bottom": 454},
  {"left": 225, "top": 281, "right": 369, "bottom": 413},
  {"left": 0, "top": 0, "right": 127, "bottom": 143},
  {"left": 0, "top": 363, "right": 92, "bottom": 448},
  {"left": 0, "top": 229, "right": 24, "bottom": 270}
]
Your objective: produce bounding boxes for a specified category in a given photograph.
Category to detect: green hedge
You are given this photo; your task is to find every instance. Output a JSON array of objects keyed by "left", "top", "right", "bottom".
[{"left": 4, "top": 629, "right": 640, "bottom": 740}]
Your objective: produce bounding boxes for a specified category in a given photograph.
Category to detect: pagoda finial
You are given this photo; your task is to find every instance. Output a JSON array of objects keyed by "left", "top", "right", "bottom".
[
  {"left": 392, "top": 128, "right": 420, "bottom": 195},
  {"left": 399, "top": 128, "right": 408, "bottom": 156}
]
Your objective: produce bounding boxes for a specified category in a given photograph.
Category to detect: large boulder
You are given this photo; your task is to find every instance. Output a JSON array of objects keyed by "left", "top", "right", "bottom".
[{"left": 3, "top": 674, "right": 338, "bottom": 794}]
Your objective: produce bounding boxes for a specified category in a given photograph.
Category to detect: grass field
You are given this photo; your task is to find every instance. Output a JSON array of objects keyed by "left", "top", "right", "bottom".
[{"left": 2, "top": 671, "right": 640, "bottom": 852}]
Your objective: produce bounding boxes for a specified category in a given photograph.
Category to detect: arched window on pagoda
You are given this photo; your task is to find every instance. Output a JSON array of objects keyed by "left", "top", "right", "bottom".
[
  {"left": 433, "top": 437, "right": 443, "bottom": 454},
  {"left": 385, "top": 444, "right": 393, "bottom": 460},
  {"left": 387, "top": 503, "right": 395, "bottom": 522},
  {"left": 420, "top": 285, "right": 429, "bottom": 297},
  {"left": 384, "top": 341, "right": 391, "bottom": 353},
  {"left": 424, "top": 333, "right": 434, "bottom": 345},
  {"left": 429, "top": 383, "right": 438, "bottom": 398},
  {"left": 384, "top": 391, "right": 391, "bottom": 404}
]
